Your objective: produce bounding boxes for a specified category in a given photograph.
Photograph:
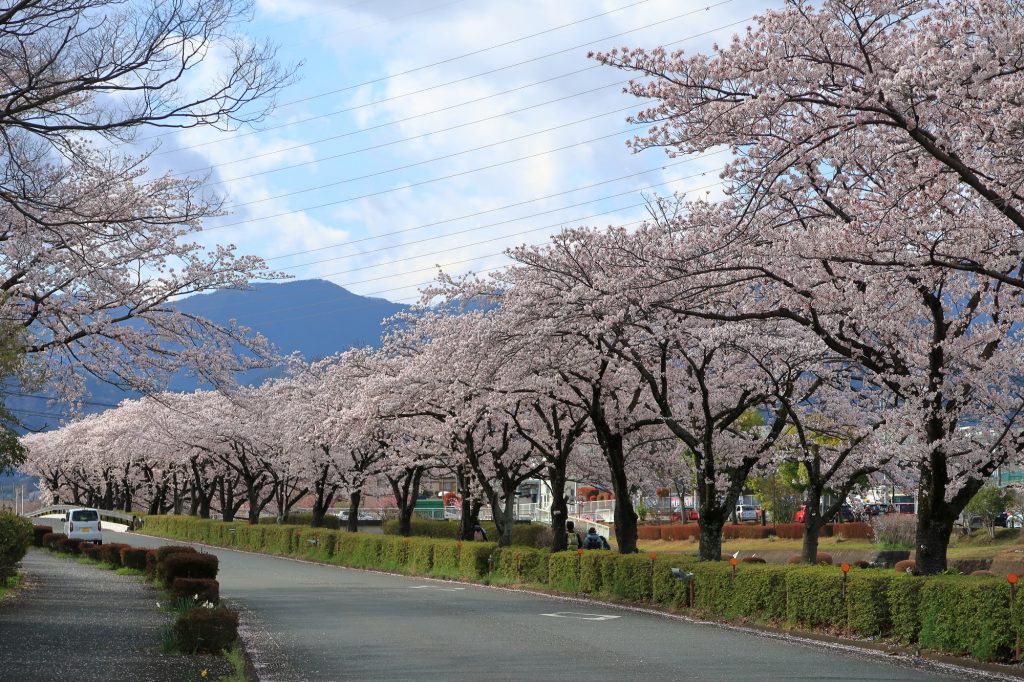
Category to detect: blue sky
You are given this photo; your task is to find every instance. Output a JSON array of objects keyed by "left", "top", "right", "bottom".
[{"left": 129, "top": 0, "right": 778, "bottom": 318}]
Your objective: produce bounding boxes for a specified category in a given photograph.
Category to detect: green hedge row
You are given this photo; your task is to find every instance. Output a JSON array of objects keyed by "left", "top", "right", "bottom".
[
  {"left": 144, "top": 515, "right": 1024, "bottom": 663},
  {"left": 144, "top": 515, "right": 495, "bottom": 580},
  {"left": 381, "top": 518, "right": 547, "bottom": 546}
]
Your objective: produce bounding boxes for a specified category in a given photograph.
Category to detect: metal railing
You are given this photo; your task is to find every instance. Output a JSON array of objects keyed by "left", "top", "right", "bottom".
[{"left": 24, "top": 504, "right": 136, "bottom": 524}]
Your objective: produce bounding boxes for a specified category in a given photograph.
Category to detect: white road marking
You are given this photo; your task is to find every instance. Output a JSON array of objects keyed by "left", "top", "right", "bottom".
[
  {"left": 540, "top": 612, "right": 621, "bottom": 621},
  {"left": 409, "top": 585, "right": 466, "bottom": 591}
]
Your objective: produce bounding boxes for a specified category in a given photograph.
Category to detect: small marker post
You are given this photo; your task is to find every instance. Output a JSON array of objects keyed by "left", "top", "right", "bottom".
[
  {"left": 729, "top": 556, "right": 738, "bottom": 580},
  {"left": 841, "top": 563, "right": 850, "bottom": 600}
]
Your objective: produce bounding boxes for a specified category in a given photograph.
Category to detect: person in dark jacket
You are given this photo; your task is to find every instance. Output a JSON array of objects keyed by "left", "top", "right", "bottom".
[
  {"left": 472, "top": 524, "right": 488, "bottom": 541},
  {"left": 565, "top": 521, "right": 583, "bottom": 550},
  {"left": 582, "top": 527, "right": 610, "bottom": 550}
]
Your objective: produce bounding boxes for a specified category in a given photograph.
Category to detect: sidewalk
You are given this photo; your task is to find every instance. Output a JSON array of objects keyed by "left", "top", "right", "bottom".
[{"left": 0, "top": 549, "right": 232, "bottom": 682}]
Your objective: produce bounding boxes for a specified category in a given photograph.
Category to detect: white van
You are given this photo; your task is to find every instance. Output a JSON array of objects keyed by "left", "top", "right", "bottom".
[
  {"left": 735, "top": 505, "right": 761, "bottom": 523},
  {"left": 63, "top": 508, "right": 103, "bottom": 544}
]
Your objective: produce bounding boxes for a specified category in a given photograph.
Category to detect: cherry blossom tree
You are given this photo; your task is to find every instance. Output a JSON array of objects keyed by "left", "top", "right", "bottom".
[{"left": 596, "top": 0, "right": 1024, "bottom": 573}]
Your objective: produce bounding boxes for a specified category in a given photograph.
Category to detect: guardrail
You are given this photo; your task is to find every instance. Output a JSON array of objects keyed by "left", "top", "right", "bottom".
[{"left": 23, "top": 504, "right": 136, "bottom": 523}]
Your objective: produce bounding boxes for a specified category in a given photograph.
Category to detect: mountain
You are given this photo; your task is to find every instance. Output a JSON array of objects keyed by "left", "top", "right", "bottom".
[{"left": 8, "top": 279, "right": 408, "bottom": 430}]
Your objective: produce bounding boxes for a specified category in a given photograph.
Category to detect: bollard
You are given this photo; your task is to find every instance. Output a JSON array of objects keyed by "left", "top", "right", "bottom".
[
  {"left": 840, "top": 563, "right": 850, "bottom": 600},
  {"left": 729, "top": 556, "right": 738, "bottom": 580}
]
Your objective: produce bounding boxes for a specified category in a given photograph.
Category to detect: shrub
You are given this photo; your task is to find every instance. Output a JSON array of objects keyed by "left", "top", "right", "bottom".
[
  {"left": 578, "top": 552, "right": 605, "bottom": 593},
  {"left": 887, "top": 574, "right": 924, "bottom": 643},
  {"left": 493, "top": 547, "right": 550, "bottom": 584},
  {"left": 785, "top": 566, "right": 846, "bottom": 629},
  {"left": 871, "top": 515, "right": 916, "bottom": 548},
  {"left": 741, "top": 556, "right": 766, "bottom": 564},
  {"left": 272, "top": 512, "right": 342, "bottom": 530},
  {"left": 919, "top": 576, "right": 1013, "bottom": 661},
  {"left": 161, "top": 553, "right": 218, "bottom": 587},
  {"left": 171, "top": 607, "right": 239, "bottom": 654},
  {"left": 970, "top": 570, "right": 996, "bottom": 577},
  {"left": 81, "top": 543, "right": 104, "bottom": 561},
  {"left": 292, "top": 527, "right": 339, "bottom": 562},
  {"left": 98, "top": 543, "right": 130, "bottom": 566},
  {"left": 893, "top": 560, "right": 917, "bottom": 574},
  {"left": 830, "top": 521, "right": 873, "bottom": 540},
  {"left": 428, "top": 540, "right": 461, "bottom": 578},
  {"left": 120, "top": 547, "right": 149, "bottom": 570},
  {"left": 692, "top": 561, "right": 733, "bottom": 615},
  {"left": 606, "top": 554, "right": 654, "bottom": 601},
  {"left": 171, "top": 578, "right": 219, "bottom": 605},
  {"left": 731, "top": 564, "right": 788, "bottom": 621},
  {"left": 0, "top": 513, "right": 32, "bottom": 580},
  {"left": 41, "top": 532, "right": 66, "bottom": 550},
  {"left": 382, "top": 518, "right": 548, "bottom": 547},
  {"left": 637, "top": 526, "right": 662, "bottom": 541},
  {"left": 56, "top": 538, "right": 86, "bottom": 555},
  {"left": 459, "top": 542, "right": 495, "bottom": 579},
  {"left": 548, "top": 551, "right": 581, "bottom": 592},
  {"left": 408, "top": 538, "right": 434, "bottom": 574},
  {"left": 32, "top": 525, "right": 51, "bottom": 547},
  {"left": 651, "top": 556, "right": 696, "bottom": 609},
  {"left": 379, "top": 537, "right": 411, "bottom": 570},
  {"left": 149, "top": 545, "right": 198, "bottom": 579},
  {"left": 659, "top": 525, "right": 700, "bottom": 541},
  {"left": 258, "top": 526, "right": 294, "bottom": 555},
  {"left": 723, "top": 524, "right": 771, "bottom": 540},
  {"left": 774, "top": 523, "right": 806, "bottom": 540},
  {"left": 847, "top": 572, "right": 892, "bottom": 637}
]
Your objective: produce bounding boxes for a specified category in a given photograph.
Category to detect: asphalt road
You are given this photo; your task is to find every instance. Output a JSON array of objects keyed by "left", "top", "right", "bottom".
[{"left": 31, "top": 520, "right": 983, "bottom": 681}]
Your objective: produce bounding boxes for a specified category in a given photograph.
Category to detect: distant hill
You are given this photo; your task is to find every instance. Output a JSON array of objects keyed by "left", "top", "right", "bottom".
[{"left": 8, "top": 279, "right": 407, "bottom": 430}]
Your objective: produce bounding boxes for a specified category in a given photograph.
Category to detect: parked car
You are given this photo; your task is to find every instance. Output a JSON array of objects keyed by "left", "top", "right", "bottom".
[
  {"left": 794, "top": 504, "right": 806, "bottom": 523},
  {"left": 837, "top": 504, "right": 856, "bottom": 522},
  {"left": 337, "top": 509, "right": 377, "bottom": 522},
  {"left": 63, "top": 508, "right": 102, "bottom": 544},
  {"left": 735, "top": 504, "right": 761, "bottom": 523}
]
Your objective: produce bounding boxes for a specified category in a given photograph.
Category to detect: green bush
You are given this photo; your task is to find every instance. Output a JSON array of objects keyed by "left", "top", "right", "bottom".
[
  {"left": 459, "top": 542, "right": 495, "bottom": 579},
  {"left": 408, "top": 538, "right": 434, "bottom": 574},
  {"left": 847, "top": 571, "right": 892, "bottom": 637},
  {"left": 430, "top": 541, "right": 461, "bottom": 578},
  {"left": 548, "top": 551, "right": 581, "bottom": 592},
  {"left": 291, "top": 527, "right": 339, "bottom": 561},
  {"left": 919, "top": 576, "right": 1012, "bottom": 662},
  {"left": 493, "top": 547, "right": 550, "bottom": 584},
  {"left": 265, "top": 513, "right": 343, "bottom": 530},
  {"left": 651, "top": 556, "right": 695, "bottom": 609},
  {"left": 98, "top": 543, "right": 130, "bottom": 566},
  {"left": 887, "top": 574, "right": 924, "bottom": 644},
  {"left": 692, "top": 562, "right": 734, "bottom": 616},
  {"left": 171, "top": 607, "right": 239, "bottom": 654},
  {"left": 785, "top": 566, "right": 846, "bottom": 629},
  {"left": 379, "top": 537, "right": 411, "bottom": 570},
  {"left": 120, "top": 547, "right": 149, "bottom": 571},
  {"left": 606, "top": 554, "right": 654, "bottom": 602},
  {"left": 171, "top": 578, "right": 219, "bottom": 605},
  {"left": 578, "top": 552, "right": 605, "bottom": 594},
  {"left": 259, "top": 526, "right": 294, "bottom": 555},
  {"left": 383, "top": 518, "right": 547, "bottom": 546},
  {"left": 730, "top": 564, "right": 788, "bottom": 621}
]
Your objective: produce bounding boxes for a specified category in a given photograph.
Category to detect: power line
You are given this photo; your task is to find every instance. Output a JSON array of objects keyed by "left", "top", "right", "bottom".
[
  {"left": 179, "top": 78, "right": 632, "bottom": 182},
  {"left": 203, "top": 126, "right": 645, "bottom": 231},
  {"left": 142, "top": 10, "right": 746, "bottom": 158},
  {"left": 280, "top": 167, "right": 724, "bottom": 272},
  {"left": 266, "top": 157, "right": 704, "bottom": 262}
]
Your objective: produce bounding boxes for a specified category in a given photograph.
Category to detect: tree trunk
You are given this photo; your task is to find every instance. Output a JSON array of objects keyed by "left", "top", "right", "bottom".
[
  {"left": 698, "top": 514, "right": 724, "bottom": 562},
  {"left": 605, "top": 435, "right": 638, "bottom": 553},
  {"left": 347, "top": 489, "right": 362, "bottom": 533},
  {"left": 914, "top": 452, "right": 974, "bottom": 575},
  {"left": 389, "top": 467, "right": 424, "bottom": 537},
  {"left": 456, "top": 464, "right": 478, "bottom": 541},
  {"left": 801, "top": 479, "right": 825, "bottom": 564},
  {"left": 548, "top": 469, "right": 568, "bottom": 552}
]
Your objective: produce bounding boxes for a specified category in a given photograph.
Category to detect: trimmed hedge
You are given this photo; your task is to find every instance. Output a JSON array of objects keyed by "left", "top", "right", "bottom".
[
  {"left": 81, "top": 543, "right": 103, "bottom": 561},
  {"left": 171, "top": 607, "right": 238, "bottom": 654},
  {"left": 41, "top": 532, "right": 66, "bottom": 550},
  {"left": 382, "top": 518, "right": 547, "bottom": 547},
  {"left": 919, "top": 576, "right": 1013, "bottom": 661},
  {"left": 161, "top": 552, "right": 219, "bottom": 587},
  {"left": 32, "top": 525, "right": 51, "bottom": 548},
  {"left": 120, "top": 547, "right": 149, "bottom": 570},
  {"left": 139, "top": 514, "right": 1024, "bottom": 664},
  {"left": 171, "top": 577, "right": 220, "bottom": 605},
  {"left": 98, "top": 543, "right": 130, "bottom": 566}
]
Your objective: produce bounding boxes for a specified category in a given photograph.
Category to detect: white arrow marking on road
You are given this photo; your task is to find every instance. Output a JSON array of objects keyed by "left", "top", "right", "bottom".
[
  {"left": 409, "top": 585, "right": 466, "bottom": 591},
  {"left": 540, "top": 612, "right": 621, "bottom": 621}
]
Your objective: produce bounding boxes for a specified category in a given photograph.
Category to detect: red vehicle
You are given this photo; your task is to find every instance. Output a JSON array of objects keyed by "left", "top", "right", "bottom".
[{"left": 794, "top": 505, "right": 806, "bottom": 523}]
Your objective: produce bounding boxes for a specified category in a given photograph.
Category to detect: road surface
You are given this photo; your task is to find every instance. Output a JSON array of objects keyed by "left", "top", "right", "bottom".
[{"left": 31, "top": 519, "right": 983, "bottom": 681}]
